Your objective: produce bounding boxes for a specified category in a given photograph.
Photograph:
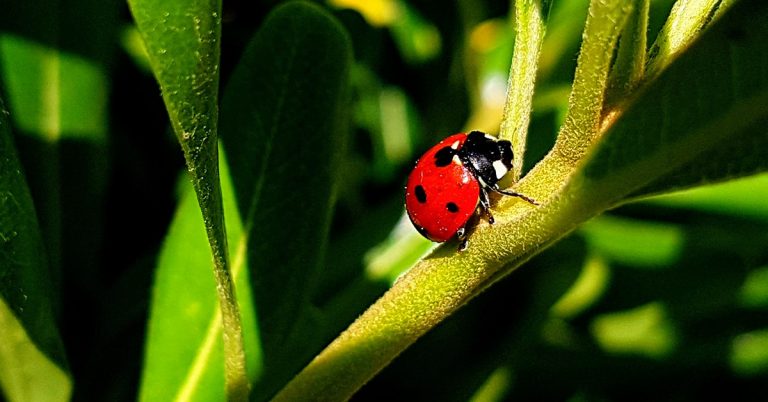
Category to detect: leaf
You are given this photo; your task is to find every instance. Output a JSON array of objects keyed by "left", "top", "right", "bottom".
[
  {"left": 0, "top": 0, "right": 115, "bottom": 296},
  {"left": 0, "top": 98, "right": 70, "bottom": 400},
  {"left": 127, "top": 0, "right": 249, "bottom": 397},
  {"left": 630, "top": 124, "right": 768, "bottom": 198},
  {"left": 573, "top": 0, "right": 768, "bottom": 207},
  {"left": 217, "top": 3, "right": 351, "bottom": 399},
  {"left": 139, "top": 2, "right": 352, "bottom": 401},
  {"left": 646, "top": 0, "right": 721, "bottom": 79},
  {"left": 126, "top": 0, "right": 225, "bottom": 275},
  {"left": 537, "top": 0, "right": 589, "bottom": 79},
  {"left": 643, "top": 173, "right": 768, "bottom": 221},
  {"left": 138, "top": 155, "right": 259, "bottom": 402}
]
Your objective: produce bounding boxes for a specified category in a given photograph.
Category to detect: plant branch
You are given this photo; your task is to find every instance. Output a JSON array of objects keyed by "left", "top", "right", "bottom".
[
  {"left": 646, "top": 0, "right": 720, "bottom": 79},
  {"left": 500, "top": 0, "right": 548, "bottom": 181},
  {"left": 606, "top": 0, "right": 649, "bottom": 107}
]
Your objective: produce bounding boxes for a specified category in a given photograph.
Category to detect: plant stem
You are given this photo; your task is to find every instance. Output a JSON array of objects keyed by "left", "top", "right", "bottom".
[
  {"left": 209, "top": 235, "right": 249, "bottom": 402},
  {"left": 606, "top": 0, "right": 649, "bottom": 107},
  {"left": 646, "top": 0, "right": 720, "bottom": 79},
  {"left": 500, "top": 0, "right": 548, "bottom": 181},
  {"left": 176, "top": 127, "right": 249, "bottom": 402},
  {"left": 548, "top": 0, "right": 633, "bottom": 165}
]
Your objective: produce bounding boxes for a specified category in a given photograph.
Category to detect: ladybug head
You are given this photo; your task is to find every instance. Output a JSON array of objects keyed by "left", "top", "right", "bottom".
[{"left": 458, "top": 131, "right": 514, "bottom": 187}]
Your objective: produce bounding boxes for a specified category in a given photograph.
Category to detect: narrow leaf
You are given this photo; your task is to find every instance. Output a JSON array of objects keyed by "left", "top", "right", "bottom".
[
  {"left": 500, "top": 0, "right": 547, "bottom": 181},
  {"left": 127, "top": 0, "right": 248, "bottom": 398},
  {"left": 606, "top": 0, "right": 649, "bottom": 106},
  {"left": 218, "top": 3, "right": 352, "bottom": 399},
  {"left": 0, "top": 98, "right": 70, "bottom": 400}
]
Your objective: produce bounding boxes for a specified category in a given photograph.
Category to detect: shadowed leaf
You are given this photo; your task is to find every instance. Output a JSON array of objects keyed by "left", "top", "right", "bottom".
[
  {"left": 218, "top": 3, "right": 352, "bottom": 399},
  {"left": 0, "top": 97, "right": 70, "bottom": 401}
]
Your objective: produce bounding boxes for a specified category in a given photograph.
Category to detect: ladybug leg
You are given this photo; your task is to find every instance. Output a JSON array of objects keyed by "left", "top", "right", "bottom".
[
  {"left": 457, "top": 227, "right": 469, "bottom": 252},
  {"left": 479, "top": 186, "right": 495, "bottom": 224},
  {"left": 456, "top": 212, "right": 480, "bottom": 251},
  {"left": 491, "top": 186, "right": 539, "bottom": 205}
]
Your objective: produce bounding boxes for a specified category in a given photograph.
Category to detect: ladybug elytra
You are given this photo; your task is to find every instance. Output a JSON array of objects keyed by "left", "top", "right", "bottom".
[{"left": 405, "top": 131, "right": 537, "bottom": 251}]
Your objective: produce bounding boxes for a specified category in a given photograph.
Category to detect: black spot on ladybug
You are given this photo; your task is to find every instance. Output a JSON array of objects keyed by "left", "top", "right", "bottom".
[
  {"left": 414, "top": 185, "right": 427, "bottom": 203},
  {"left": 434, "top": 146, "right": 455, "bottom": 167},
  {"left": 446, "top": 202, "right": 459, "bottom": 213}
]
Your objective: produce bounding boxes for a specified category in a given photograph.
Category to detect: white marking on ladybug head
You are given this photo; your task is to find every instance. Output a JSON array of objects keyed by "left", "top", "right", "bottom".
[
  {"left": 484, "top": 133, "right": 497, "bottom": 141},
  {"left": 450, "top": 140, "right": 460, "bottom": 149},
  {"left": 493, "top": 159, "right": 509, "bottom": 179}
]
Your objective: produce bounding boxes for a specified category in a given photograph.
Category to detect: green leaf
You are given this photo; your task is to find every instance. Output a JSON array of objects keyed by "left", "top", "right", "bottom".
[
  {"left": 537, "top": 0, "right": 589, "bottom": 79},
  {"left": 138, "top": 155, "right": 260, "bottom": 402},
  {"left": 646, "top": 0, "right": 721, "bottom": 79},
  {"left": 631, "top": 124, "right": 768, "bottom": 198},
  {"left": 127, "top": 0, "right": 249, "bottom": 398},
  {"left": 0, "top": 0, "right": 115, "bottom": 295},
  {"left": 0, "top": 98, "right": 70, "bottom": 400},
  {"left": 574, "top": 0, "right": 768, "bottom": 207},
  {"left": 500, "top": 0, "right": 547, "bottom": 181},
  {"left": 217, "top": 3, "right": 351, "bottom": 399},
  {"left": 644, "top": 173, "right": 768, "bottom": 221},
  {"left": 139, "top": 2, "right": 352, "bottom": 401}
]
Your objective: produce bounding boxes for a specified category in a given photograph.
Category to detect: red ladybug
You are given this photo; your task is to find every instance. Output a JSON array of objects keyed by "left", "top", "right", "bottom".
[{"left": 405, "top": 131, "right": 537, "bottom": 250}]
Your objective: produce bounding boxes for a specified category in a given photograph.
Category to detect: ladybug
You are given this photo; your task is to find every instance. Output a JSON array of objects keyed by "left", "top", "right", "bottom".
[{"left": 405, "top": 131, "right": 537, "bottom": 250}]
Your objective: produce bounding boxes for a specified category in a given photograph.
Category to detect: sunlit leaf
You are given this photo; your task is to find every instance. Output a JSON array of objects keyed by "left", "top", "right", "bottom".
[{"left": 138, "top": 155, "right": 259, "bottom": 402}]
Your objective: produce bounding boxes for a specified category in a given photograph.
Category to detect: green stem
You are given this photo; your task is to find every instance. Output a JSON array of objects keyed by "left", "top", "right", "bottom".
[
  {"left": 646, "top": 0, "right": 720, "bottom": 79},
  {"left": 606, "top": 0, "right": 649, "bottom": 107},
  {"left": 183, "top": 143, "right": 249, "bottom": 402},
  {"left": 499, "top": 0, "right": 547, "bottom": 181},
  {"left": 548, "top": 0, "right": 633, "bottom": 166}
]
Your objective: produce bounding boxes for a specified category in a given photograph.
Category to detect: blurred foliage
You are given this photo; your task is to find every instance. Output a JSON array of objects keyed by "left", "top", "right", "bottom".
[{"left": 0, "top": 0, "right": 766, "bottom": 401}]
